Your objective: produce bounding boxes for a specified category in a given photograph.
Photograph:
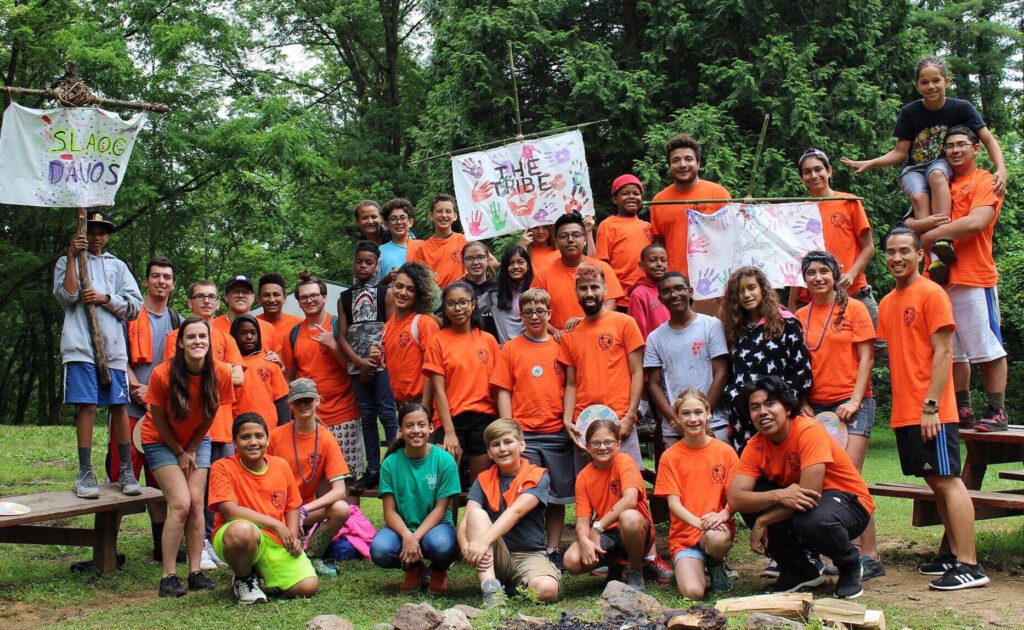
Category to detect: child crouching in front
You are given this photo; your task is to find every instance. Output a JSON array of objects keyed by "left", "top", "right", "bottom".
[
  {"left": 458, "top": 418, "right": 560, "bottom": 608},
  {"left": 208, "top": 413, "right": 318, "bottom": 604},
  {"left": 654, "top": 389, "right": 737, "bottom": 599}
]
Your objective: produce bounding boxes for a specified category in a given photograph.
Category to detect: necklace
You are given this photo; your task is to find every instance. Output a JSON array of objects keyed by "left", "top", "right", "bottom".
[
  {"left": 804, "top": 298, "right": 837, "bottom": 352},
  {"left": 292, "top": 420, "right": 319, "bottom": 484}
]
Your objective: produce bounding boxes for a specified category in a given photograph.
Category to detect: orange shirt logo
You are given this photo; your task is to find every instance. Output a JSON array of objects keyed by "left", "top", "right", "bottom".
[
  {"left": 449, "top": 251, "right": 460, "bottom": 262},
  {"left": 830, "top": 212, "right": 850, "bottom": 230},
  {"left": 786, "top": 451, "right": 801, "bottom": 472},
  {"left": 610, "top": 479, "right": 622, "bottom": 497},
  {"left": 307, "top": 451, "right": 320, "bottom": 472},
  {"left": 597, "top": 333, "right": 613, "bottom": 350},
  {"left": 903, "top": 306, "right": 917, "bottom": 327},
  {"left": 397, "top": 331, "right": 412, "bottom": 348},
  {"left": 270, "top": 489, "right": 287, "bottom": 510},
  {"left": 711, "top": 464, "right": 727, "bottom": 484},
  {"left": 831, "top": 318, "right": 853, "bottom": 333},
  {"left": 257, "top": 366, "right": 272, "bottom": 385},
  {"left": 476, "top": 349, "right": 490, "bottom": 366},
  {"left": 552, "top": 360, "right": 564, "bottom": 378}
]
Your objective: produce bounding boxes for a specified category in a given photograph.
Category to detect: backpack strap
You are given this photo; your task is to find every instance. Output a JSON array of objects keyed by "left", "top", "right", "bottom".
[
  {"left": 410, "top": 314, "right": 422, "bottom": 345},
  {"left": 289, "top": 323, "right": 301, "bottom": 353}
]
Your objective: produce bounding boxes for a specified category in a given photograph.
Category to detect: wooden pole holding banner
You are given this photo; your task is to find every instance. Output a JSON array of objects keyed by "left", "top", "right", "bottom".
[
  {"left": 76, "top": 208, "right": 111, "bottom": 386},
  {"left": 746, "top": 113, "right": 770, "bottom": 198},
  {"left": 0, "top": 84, "right": 169, "bottom": 113},
  {"left": 645, "top": 196, "right": 864, "bottom": 205},
  {"left": 508, "top": 43, "right": 524, "bottom": 141}
]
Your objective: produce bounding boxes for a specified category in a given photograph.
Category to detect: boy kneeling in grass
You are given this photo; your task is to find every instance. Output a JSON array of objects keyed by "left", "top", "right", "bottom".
[
  {"left": 458, "top": 418, "right": 561, "bottom": 608},
  {"left": 209, "top": 413, "right": 318, "bottom": 604}
]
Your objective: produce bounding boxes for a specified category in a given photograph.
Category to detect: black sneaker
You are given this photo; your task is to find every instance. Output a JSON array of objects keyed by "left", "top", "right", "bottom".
[
  {"left": 760, "top": 558, "right": 780, "bottom": 578},
  {"left": 931, "top": 239, "right": 957, "bottom": 265},
  {"left": 71, "top": 553, "right": 126, "bottom": 572},
  {"left": 974, "top": 406, "right": 1008, "bottom": 433},
  {"left": 159, "top": 574, "right": 187, "bottom": 598},
  {"left": 188, "top": 571, "right": 217, "bottom": 591},
  {"left": 929, "top": 562, "right": 989, "bottom": 591},
  {"left": 769, "top": 563, "right": 826, "bottom": 594},
  {"left": 547, "top": 549, "right": 564, "bottom": 573},
  {"left": 919, "top": 553, "right": 957, "bottom": 576},
  {"left": 927, "top": 260, "right": 950, "bottom": 286},
  {"left": 860, "top": 556, "right": 886, "bottom": 581},
  {"left": 834, "top": 563, "right": 863, "bottom": 599},
  {"left": 350, "top": 470, "right": 380, "bottom": 492},
  {"left": 957, "top": 407, "right": 977, "bottom": 429}
]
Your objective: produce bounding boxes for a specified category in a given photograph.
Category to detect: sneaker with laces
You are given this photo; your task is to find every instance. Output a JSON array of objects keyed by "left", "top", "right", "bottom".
[
  {"left": 723, "top": 561, "right": 738, "bottom": 579},
  {"left": 311, "top": 558, "right": 338, "bottom": 577},
  {"left": 643, "top": 555, "right": 674, "bottom": 584},
  {"left": 927, "top": 260, "right": 950, "bottom": 286},
  {"left": 427, "top": 568, "right": 449, "bottom": 594},
  {"left": 623, "top": 568, "right": 646, "bottom": 592},
  {"left": 708, "top": 561, "right": 733, "bottom": 592},
  {"left": 547, "top": 549, "right": 564, "bottom": 572},
  {"left": 590, "top": 564, "right": 609, "bottom": 577},
  {"left": 929, "top": 561, "right": 989, "bottom": 591},
  {"left": 957, "top": 407, "right": 977, "bottom": 429},
  {"left": 74, "top": 468, "right": 100, "bottom": 499},
  {"left": 931, "top": 239, "right": 957, "bottom": 265},
  {"left": 233, "top": 572, "right": 268, "bottom": 604},
  {"left": 760, "top": 558, "right": 780, "bottom": 578},
  {"left": 400, "top": 563, "right": 423, "bottom": 592},
  {"left": 199, "top": 544, "right": 217, "bottom": 571},
  {"left": 860, "top": 556, "right": 885, "bottom": 581},
  {"left": 769, "top": 562, "right": 826, "bottom": 594},
  {"left": 118, "top": 467, "right": 142, "bottom": 496},
  {"left": 159, "top": 574, "right": 187, "bottom": 598},
  {"left": 974, "top": 405, "right": 1008, "bottom": 433},
  {"left": 834, "top": 562, "right": 863, "bottom": 599},
  {"left": 481, "top": 578, "right": 507, "bottom": 609},
  {"left": 919, "top": 553, "right": 957, "bottom": 576},
  {"left": 304, "top": 522, "right": 332, "bottom": 558},
  {"left": 187, "top": 571, "right": 216, "bottom": 591},
  {"left": 204, "top": 539, "right": 227, "bottom": 567}
]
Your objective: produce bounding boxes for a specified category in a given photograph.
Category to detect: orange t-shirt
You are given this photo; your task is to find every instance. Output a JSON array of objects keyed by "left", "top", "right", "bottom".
[
  {"left": 268, "top": 422, "right": 351, "bottom": 503},
  {"left": 575, "top": 452, "right": 653, "bottom": 530},
  {"left": 213, "top": 314, "right": 282, "bottom": 356},
  {"left": 408, "top": 233, "right": 467, "bottom": 288},
  {"left": 558, "top": 310, "right": 645, "bottom": 420},
  {"left": 948, "top": 169, "right": 1003, "bottom": 287},
  {"left": 650, "top": 180, "right": 731, "bottom": 277},
  {"left": 735, "top": 415, "right": 875, "bottom": 514},
  {"left": 655, "top": 438, "right": 738, "bottom": 554},
  {"left": 794, "top": 298, "right": 875, "bottom": 404},
  {"left": 233, "top": 354, "right": 289, "bottom": 430},
  {"left": 817, "top": 193, "right": 871, "bottom": 294},
  {"left": 141, "top": 360, "right": 236, "bottom": 446},
  {"left": 422, "top": 328, "right": 498, "bottom": 426},
  {"left": 532, "top": 256, "right": 625, "bottom": 329},
  {"left": 595, "top": 215, "right": 653, "bottom": 307},
  {"left": 528, "top": 244, "right": 561, "bottom": 274},
  {"left": 489, "top": 335, "right": 565, "bottom": 434},
  {"left": 163, "top": 326, "right": 244, "bottom": 367},
  {"left": 288, "top": 314, "right": 359, "bottom": 426},
  {"left": 877, "top": 276, "right": 957, "bottom": 427},
  {"left": 208, "top": 454, "right": 302, "bottom": 545},
  {"left": 381, "top": 312, "right": 440, "bottom": 401}
]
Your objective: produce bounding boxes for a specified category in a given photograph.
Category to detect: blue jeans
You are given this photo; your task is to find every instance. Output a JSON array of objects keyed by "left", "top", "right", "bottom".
[
  {"left": 350, "top": 370, "right": 398, "bottom": 473},
  {"left": 370, "top": 524, "right": 459, "bottom": 571}
]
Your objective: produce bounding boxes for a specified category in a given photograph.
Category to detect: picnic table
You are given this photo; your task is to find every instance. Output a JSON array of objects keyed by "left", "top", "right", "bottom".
[{"left": 0, "top": 483, "right": 164, "bottom": 573}]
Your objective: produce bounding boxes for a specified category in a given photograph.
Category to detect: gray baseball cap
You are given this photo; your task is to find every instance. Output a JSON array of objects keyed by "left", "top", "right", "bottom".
[{"left": 287, "top": 378, "right": 320, "bottom": 402}]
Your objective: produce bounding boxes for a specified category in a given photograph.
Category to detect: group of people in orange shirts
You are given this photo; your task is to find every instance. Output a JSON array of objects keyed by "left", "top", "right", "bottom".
[{"left": 54, "top": 54, "right": 1007, "bottom": 606}]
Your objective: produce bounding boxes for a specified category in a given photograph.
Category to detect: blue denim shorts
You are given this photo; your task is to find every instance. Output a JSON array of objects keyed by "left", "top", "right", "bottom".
[
  {"left": 898, "top": 159, "right": 953, "bottom": 198},
  {"left": 673, "top": 544, "right": 708, "bottom": 563},
  {"left": 810, "top": 397, "right": 876, "bottom": 438},
  {"left": 143, "top": 436, "right": 212, "bottom": 471}
]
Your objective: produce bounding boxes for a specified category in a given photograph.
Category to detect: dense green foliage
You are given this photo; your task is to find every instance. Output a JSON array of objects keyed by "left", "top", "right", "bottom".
[{"left": 0, "top": 0, "right": 1021, "bottom": 423}]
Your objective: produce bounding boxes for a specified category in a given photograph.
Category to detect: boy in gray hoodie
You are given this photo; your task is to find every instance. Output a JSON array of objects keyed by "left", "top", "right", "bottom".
[{"left": 54, "top": 210, "right": 143, "bottom": 498}]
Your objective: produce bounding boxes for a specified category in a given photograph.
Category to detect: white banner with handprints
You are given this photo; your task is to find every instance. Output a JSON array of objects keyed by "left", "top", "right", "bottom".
[
  {"left": 0, "top": 103, "right": 146, "bottom": 207},
  {"left": 686, "top": 203, "right": 826, "bottom": 300},
  {"left": 450, "top": 130, "right": 595, "bottom": 239}
]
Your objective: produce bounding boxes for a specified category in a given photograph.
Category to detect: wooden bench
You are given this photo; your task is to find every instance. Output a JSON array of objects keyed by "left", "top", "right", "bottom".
[
  {"left": 0, "top": 483, "right": 164, "bottom": 573},
  {"left": 998, "top": 470, "right": 1024, "bottom": 482},
  {"left": 868, "top": 481, "right": 1024, "bottom": 526}
]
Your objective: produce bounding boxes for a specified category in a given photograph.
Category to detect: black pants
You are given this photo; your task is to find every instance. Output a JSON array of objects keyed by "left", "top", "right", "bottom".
[{"left": 741, "top": 480, "right": 870, "bottom": 572}]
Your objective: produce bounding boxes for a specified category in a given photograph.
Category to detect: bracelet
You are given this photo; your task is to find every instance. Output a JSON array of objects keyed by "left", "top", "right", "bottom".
[
  {"left": 592, "top": 520, "right": 605, "bottom": 534},
  {"left": 175, "top": 449, "right": 185, "bottom": 456}
]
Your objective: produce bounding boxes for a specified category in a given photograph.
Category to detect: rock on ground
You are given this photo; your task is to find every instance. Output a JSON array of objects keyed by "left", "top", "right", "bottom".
[
  {"left": 665, "top": 605, "right": 727, "bottom": 630},
  {"left": 306, "top": 616, "right": 354, "bottom": 630},
  {"left": 744, "top": 613, "right": 806, "bottom": 630},
  {"left": 437, "top": 608, "right": 472, "bottom": 630},
  {"left": 391, "top": 601, "right": 444, "bottom": 630},
  {"left": 371, "top": 624, "right": 395, "bottom": 630},
  {"left": 452, "top": 604, "right": 482, "bottom": 619},
  {"left": 599, "top": 580, "right": 663, "bottom": 621}
]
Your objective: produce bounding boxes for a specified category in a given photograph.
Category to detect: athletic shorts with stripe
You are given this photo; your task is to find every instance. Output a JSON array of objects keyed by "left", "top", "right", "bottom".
[
  {"left": 894, "top": 423, "right": 961, "bottom": 477},
  {"left": 947, "top": 285, "right": 1006, "bottom": 364}
]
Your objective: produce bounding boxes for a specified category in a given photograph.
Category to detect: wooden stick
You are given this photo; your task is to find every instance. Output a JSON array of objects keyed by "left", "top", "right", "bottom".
[
  {"left": 0, "top": 85, "right": 169, "bottom": 113},
  {"left": 407, "top": 119, "right": 609, "bottom": 165},
  {"left": 715, "top": 593, "right": 813, "bottom": 619},
  {"left": 508, "top": 43, "right": 523, "bottom": 141},
  {"left": 645, "top": 196, "right": 864, "bottom": 205},
  {"left": 76, "top": 208, "right": 111, "bottom": 386},
  {"left": 746, "top": 113, "right": 770, "bottom": 197}
]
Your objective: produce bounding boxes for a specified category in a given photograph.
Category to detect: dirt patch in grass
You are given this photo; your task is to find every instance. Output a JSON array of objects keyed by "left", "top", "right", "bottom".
[{"left": 0, "top": 590, "right": 159, "bottom": 630}]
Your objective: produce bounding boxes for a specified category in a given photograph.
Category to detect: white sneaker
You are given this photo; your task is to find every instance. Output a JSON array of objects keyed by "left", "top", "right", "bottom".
[
  {"left": 203, "top": 539, "right": 227, "bottom": 567},
  {"left": 233, "top": 573, "right": 268, "bottom": 605},
  {"left": 200, "top": 543, "right": 217, "bottom": 571}
]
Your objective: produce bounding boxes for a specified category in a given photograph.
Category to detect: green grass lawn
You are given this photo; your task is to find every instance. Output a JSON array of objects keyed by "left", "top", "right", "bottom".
[{"left": 0, "top": 424, "right": 1022, "bottom": 629}]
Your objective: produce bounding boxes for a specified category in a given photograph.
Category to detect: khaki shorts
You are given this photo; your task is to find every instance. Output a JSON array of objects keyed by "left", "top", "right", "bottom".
[{"left": 492, "top": 537, "right": 562, "bottom": 590}]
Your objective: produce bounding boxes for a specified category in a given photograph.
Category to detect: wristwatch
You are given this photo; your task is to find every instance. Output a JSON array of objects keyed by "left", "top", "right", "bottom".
[
  {"left": 922, "top": 398, "right": 939, "bottom": 415},
  {"left": 923, "top": 398, "right": 939, "bottom": 407},
  {"left": 592, "top": 520, "right": 605, "bottom": 534}
]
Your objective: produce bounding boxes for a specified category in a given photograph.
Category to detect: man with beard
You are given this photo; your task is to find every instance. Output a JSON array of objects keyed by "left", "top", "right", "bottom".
[
  {"left": 533, "top": 212, "right": 623, "bottom": 332},
  {"left": 650, "top": 134, "right": 731, "bottom": 315}
]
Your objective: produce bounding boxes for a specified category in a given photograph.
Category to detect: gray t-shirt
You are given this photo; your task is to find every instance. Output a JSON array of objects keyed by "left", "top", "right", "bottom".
[
  {"left": 643, "top": 313, "right": 729, "bottom": 435},
  {"left": 467, "top": 471, "right": 549, "bottom": 552},
  {"left": 123, "top": 308, "right": 176, "bottom": 418}
]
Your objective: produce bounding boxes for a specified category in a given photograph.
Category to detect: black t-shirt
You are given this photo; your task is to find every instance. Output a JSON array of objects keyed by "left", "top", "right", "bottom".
[
  {"left": 893, "top": 98, "right": 986, "bottom": 167},
  {"left": 467, "top": 471, "right": 550, "bottom": 552}
]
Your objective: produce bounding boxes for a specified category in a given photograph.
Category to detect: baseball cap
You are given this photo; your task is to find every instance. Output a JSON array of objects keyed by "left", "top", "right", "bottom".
[
  {"left": 225, "top": 274, "right": 254, "bottom": 292},
  {"left": 287, "top": 378, "right": 320, "bottom": 402},
  {"left": 610, "top": 174, "right": 643, "bottom": 198},
  {"left": 86, "top": 210, "right": 114, "bottom": 232}
]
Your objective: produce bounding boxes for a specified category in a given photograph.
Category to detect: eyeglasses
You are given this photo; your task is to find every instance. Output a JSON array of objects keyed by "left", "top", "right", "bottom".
[
  {"left": 659, "top": 285, "right": 690, "bottom": 296},
  {"left": 557, "top": 231, "right": 585, "bottom": 241},
  {"left": 228, "top": 288, "right": 253, "bottom": 296},
  {"left": 522, "top": 309, "right": 549, "bottom": 318},
  {"left": 297, "top": 294, "right": 323, "bottom": 303},
  {"left": 944, "top": 141, "right": 974, "bottom": 151},
  {"left": 387, "top": 215, "right": 410, "bottom": 224},
  {"left": 444, "top": 299, "right": 473, "bottom": 310},
  {"left": 464, "top": 255, "right": 487, "bottom": 264},
  {"left": 589, "top": 440, "right": 618, "bottom": 449},
  {"left": 190, "top": 293, "right": 219, "bottom": 302}
]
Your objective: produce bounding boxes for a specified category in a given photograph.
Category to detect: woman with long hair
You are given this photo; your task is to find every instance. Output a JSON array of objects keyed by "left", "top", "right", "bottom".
[
  {"left": 141, "top": 316, "right": 235, "bottom": 597},
  {"left": 719, "top": 267, "right": 812, "bottom": 452},
  {"left": 491, "top": 245, "right": 533, "bottom": 344}
]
